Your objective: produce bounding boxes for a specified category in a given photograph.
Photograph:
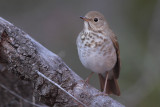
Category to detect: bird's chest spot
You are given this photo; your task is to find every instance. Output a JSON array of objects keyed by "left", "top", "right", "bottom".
[
  {"left": 78, "top": 32, "right": 115, "bottom": 61},
  {"left": 81, "top": 32, "right": 107, "bottom": 48},
  {"left": 80, "top": 32, "right": 110, "bottom": 54}
]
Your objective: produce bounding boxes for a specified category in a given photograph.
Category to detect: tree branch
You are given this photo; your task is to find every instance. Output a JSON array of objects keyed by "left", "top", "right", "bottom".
[{"left": 0, "top": 17, "right": 124, "bottom": 107}]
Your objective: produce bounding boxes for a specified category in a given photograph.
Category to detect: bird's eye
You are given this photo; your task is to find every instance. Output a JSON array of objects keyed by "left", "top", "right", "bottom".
[{"left": 94, "top": 18, "right": 98, "bottom": 22}]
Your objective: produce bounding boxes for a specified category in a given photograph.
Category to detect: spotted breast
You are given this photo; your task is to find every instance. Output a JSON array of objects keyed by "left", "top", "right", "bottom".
[{"left": 77, "top": 30, "right": 117, "bottom": 74}]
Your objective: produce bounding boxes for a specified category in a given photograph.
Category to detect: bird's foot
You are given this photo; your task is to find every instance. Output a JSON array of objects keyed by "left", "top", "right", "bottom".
[
  {"left": 77, "top": 79, "right": 90, "bottom": 87},
  {"left": 84, "top": 77, "right": 90, "bottom": 86},
  {"left": 95, "top": 91, "right": 108, "bottom": 97}
]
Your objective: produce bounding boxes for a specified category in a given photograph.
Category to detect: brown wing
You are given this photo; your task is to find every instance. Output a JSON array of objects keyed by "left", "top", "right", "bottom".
[{"left": 109, "top": 31, "right": 120, "bottom": 79}]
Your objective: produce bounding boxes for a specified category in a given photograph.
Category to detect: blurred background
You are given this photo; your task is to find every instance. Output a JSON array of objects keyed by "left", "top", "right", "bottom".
[{"left": 0, "top": 0, "right": 160, "bottom": 107}]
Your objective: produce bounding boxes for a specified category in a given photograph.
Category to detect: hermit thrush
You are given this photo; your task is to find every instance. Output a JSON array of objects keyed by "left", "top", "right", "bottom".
[{"left": 76, "top": 11, "right": 120, "bottom": 96}]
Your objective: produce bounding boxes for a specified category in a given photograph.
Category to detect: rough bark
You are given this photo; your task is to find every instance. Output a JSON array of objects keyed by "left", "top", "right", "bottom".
[{"left": 0, "top": 17, "right": 125, "bottom": 107}]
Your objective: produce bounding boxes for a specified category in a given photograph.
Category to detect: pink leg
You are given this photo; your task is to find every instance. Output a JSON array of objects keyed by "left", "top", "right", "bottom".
[
  {"left": 103, "top": 72, "right": 108, "bottom": 94},
  {"left": 84, "top": 72, "right": 94, "bottom": 84}
]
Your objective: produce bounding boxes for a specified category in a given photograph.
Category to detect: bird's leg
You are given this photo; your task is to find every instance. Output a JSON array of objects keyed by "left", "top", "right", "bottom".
[
  {"left": 95, "top": 72, "right": 108, "bottom": 97},
  {"left": 84, "top": 72, "right": 94, "bottom": 85},
  {"left": 103, "top": 72, "right": 108, "bottom": 94}
]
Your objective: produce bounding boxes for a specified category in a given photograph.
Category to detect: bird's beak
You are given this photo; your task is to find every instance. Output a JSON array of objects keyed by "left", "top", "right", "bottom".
[{"left": 80, "top": 16, "right": 90, "bottom": 22}]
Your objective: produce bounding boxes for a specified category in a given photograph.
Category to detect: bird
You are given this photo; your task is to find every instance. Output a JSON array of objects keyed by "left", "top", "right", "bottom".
[{"left": 76, "top": 11, "right": 120, "bottom": 96}]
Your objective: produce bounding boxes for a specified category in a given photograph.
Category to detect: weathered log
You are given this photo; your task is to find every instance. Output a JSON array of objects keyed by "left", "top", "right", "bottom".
[{"left": 0, "top": 17, "right": 124, "bottom": 107}]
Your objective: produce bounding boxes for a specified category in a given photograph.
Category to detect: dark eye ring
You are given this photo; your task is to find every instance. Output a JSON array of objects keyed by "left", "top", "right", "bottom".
[{"left": 94, "top": 18, "right": 98, "bottom": 22}]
